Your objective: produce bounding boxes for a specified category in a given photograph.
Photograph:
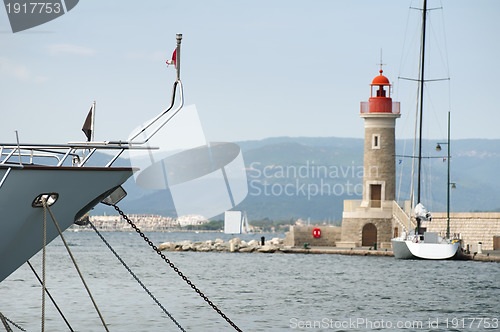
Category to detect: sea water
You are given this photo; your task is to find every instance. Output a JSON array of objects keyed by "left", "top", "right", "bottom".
[{"left": 0, "top": 231, "right": 499, "bottom": 331}]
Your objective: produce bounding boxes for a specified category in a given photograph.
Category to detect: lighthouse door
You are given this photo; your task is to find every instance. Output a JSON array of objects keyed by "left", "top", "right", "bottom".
[
  {"left": 362, "top": 223, "right": 377, "bottom": 246},
  {"left": 370, "top": 184, "right": 381, "bottom": 208}
]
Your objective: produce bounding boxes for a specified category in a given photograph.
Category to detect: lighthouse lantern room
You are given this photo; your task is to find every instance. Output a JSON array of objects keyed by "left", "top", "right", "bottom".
[{"left": 361, "top": 69, "right": 400, "bottom": 115}]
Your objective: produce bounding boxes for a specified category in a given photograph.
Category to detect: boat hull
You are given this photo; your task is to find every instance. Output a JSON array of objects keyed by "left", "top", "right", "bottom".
[
  {"left": 0, "top": 165, "right": 133, "bottom": 282},
  {"left": 391, "top": 238, "right": 415, "bottom": 259},
  {"left": 392, "top": 237, "right": 460, "bottom": 260}
]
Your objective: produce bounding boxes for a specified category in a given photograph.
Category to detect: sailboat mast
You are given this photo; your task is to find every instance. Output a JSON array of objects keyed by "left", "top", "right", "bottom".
[{"left": 417, "top": 0, "right": 428, "bottom": 205}]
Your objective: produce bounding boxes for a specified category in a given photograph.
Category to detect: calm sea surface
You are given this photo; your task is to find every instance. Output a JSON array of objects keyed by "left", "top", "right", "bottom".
[{"left": 1, "top": 231, "right": 499, "bottom": 331}]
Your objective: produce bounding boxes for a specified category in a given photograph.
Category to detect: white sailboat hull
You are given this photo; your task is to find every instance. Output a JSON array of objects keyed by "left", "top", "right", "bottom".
[
  {"left": 0, "top": 165, "right": 133, "bottom": 282},
  {"left": 391, "top": 238, "right": 415, "bottom": 259},
  {"left": 392, "top": 237, "right": 460, "bottom": 260}
]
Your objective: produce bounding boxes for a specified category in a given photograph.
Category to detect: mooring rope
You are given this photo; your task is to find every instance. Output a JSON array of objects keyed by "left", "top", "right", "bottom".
[
  {"left": 27, "top": 261, "right": 74, "bottom": 331},
  {"left": 44, "top": 203, "right": 109, "bottom": 332},
  {"left": 113, "top": 204, "right": 243, "bottom": 332},
  {"left": 0, "top": 312, "right": 14, "bottom": 332},
  {"left": 88, "top": 220, "right": 186, "bottom": 332},
  {"left": 41, "top": 201, "right": 47, "bottom": 332}
]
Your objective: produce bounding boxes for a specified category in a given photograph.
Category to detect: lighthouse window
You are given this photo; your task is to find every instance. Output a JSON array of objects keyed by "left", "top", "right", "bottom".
[
  {"left": 372, "top": 134, "right": 381, "bottom": 149},
  {"left": 377, "top": 86, "right": 386, "bottom": 97}
]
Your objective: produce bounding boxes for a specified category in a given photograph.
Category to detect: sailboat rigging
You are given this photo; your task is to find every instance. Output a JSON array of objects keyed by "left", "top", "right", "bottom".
[{"left": 392, "top": 0, "right": 460, "bottom": 259}]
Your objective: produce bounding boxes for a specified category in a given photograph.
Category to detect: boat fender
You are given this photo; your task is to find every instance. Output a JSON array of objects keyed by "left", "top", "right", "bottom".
[{"left": 312, "top": 228, "right": 321, "bottom": 238}]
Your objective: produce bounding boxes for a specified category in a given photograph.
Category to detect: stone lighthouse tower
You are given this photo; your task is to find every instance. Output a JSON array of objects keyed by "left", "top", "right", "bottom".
[
  {"left": 338, "top": 69, "right": 400, "bottom": 249},
  {"left": 360, "top": 69, "right": 400, "bottom": 208}
]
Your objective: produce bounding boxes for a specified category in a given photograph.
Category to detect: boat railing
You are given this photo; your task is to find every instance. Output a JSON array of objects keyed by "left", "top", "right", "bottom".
[{"left": 0, "top": 142, "right": 156, "bottom": 168}]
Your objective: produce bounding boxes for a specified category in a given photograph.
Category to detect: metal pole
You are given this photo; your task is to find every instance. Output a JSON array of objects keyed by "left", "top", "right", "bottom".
[
  {"left": 15, "top": 130, "right": 22, "bottom": 165},
  {"left": 176, "top": 33, "right": 182, "bottom": 81},
  {"left": 415, "top": 0, "right": 428, "bottom": 235},
  {"left": 417, "top": 0, "right": 428, "bottom": 208},
  {"left": 91, "top": 101, "right": 96, "bottom": 142},
  {"left": 446, "top": 111, "right": 450, "bottom": 239}
]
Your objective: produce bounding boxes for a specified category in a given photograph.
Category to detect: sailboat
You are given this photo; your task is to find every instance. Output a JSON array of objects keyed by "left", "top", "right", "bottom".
[
  {"left": 224, "top": 210, "right": 251, "bottom": 234},
  {"left": 242, "top": 211, "right": 251, "bottom": 234},
  {"left": 391, "top": 0, "right": 460, "bottom": 259}
]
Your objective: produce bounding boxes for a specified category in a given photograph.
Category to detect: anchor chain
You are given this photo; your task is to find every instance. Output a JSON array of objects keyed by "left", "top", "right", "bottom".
[
  {"left": 0, "top": 312, "right": 25, "bottom": 331},
  {"left": 112, "top": 205, "right": 243, "bottom": 332},
  {"left": 88, "top": 220, "right": 186, "bottom": 332},
  {"left": 5, "top": 318, "right": 25, "bottom": 332}
]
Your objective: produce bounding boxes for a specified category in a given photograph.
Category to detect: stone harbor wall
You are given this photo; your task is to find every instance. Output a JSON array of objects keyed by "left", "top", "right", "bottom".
[
  {"left": 338, "top": 217, "right": 393, "bottom": 248},
  {"left": 283, "top": 226, "right": 341, "bottom": 247},
  {"left": 155, "top": 236, "right": 500, "bottom": 261},
  {"left": 422, "top": 212, "right": 500, "bottom": 251},
  {"left": 159, "top": 237, "right": 285, "bottom": 253}
]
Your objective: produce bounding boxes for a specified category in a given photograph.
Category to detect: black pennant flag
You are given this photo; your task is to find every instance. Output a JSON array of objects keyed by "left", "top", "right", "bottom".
[{"left": 82, "top": 106, "right": 93, "bottom": 141}]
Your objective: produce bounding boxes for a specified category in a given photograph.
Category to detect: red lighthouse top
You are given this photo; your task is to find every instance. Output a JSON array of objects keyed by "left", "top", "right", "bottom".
[
  {"left": 370, "top": 69, "right": 391, "bottom": 99},
  {"left": 360, "top": 69, "right": 400, "bottom": 114},
  {"left": 371, "top": 69, "right": 390, "bottom": 86}
]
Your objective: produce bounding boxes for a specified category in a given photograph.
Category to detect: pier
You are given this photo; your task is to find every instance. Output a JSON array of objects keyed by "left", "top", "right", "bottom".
[{"left": 157, "top": 238, "right": 500, "bottom": 262}]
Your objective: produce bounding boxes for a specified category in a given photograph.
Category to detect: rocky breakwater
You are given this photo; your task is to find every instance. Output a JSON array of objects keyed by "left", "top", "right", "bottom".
[{"left": 158, "top": 237, "right": 285, "bottom": 253}]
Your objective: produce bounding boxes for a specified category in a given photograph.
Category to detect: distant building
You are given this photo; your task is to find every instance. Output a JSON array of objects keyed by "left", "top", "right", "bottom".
[
  {"left": 176, "top": 215, "right": 210, "bottom": 227},
  {"left": 295, "top": 219, "right": 307, "bottom": 226},
  {"left": 86, "top": 214, "right": 176, "bottom": 231}
]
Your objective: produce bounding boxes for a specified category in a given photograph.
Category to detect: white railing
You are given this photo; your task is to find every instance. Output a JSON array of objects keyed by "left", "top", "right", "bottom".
[
  {"left": 392, "top": 200, "right": 415, "bottom": 232},
  {"left": 0, "top": 142, "right": 155, "bottom": 168}
]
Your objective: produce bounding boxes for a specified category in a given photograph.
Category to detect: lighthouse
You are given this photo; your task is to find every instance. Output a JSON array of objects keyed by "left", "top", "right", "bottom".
[
  {"left": 360, "top": 69, "right": 400, "bottom": 207},
  {"left": 337, "top": 69, "right": 400, "bottom": 249}
]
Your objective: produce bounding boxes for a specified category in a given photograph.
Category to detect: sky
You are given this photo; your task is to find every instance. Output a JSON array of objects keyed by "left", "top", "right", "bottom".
[{"left": 1, "top": 0, "right": 499, "bottom": 146}]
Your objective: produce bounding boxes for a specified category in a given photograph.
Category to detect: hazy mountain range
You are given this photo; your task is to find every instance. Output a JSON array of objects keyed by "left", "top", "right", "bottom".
[{"left": 90, "top": 136, "right": 500, "bottom": 221}]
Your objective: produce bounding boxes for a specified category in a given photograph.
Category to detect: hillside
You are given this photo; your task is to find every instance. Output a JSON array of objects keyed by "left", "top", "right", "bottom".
[{"left": 90, "top": 137, "right": 500, "bottom": 221}]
